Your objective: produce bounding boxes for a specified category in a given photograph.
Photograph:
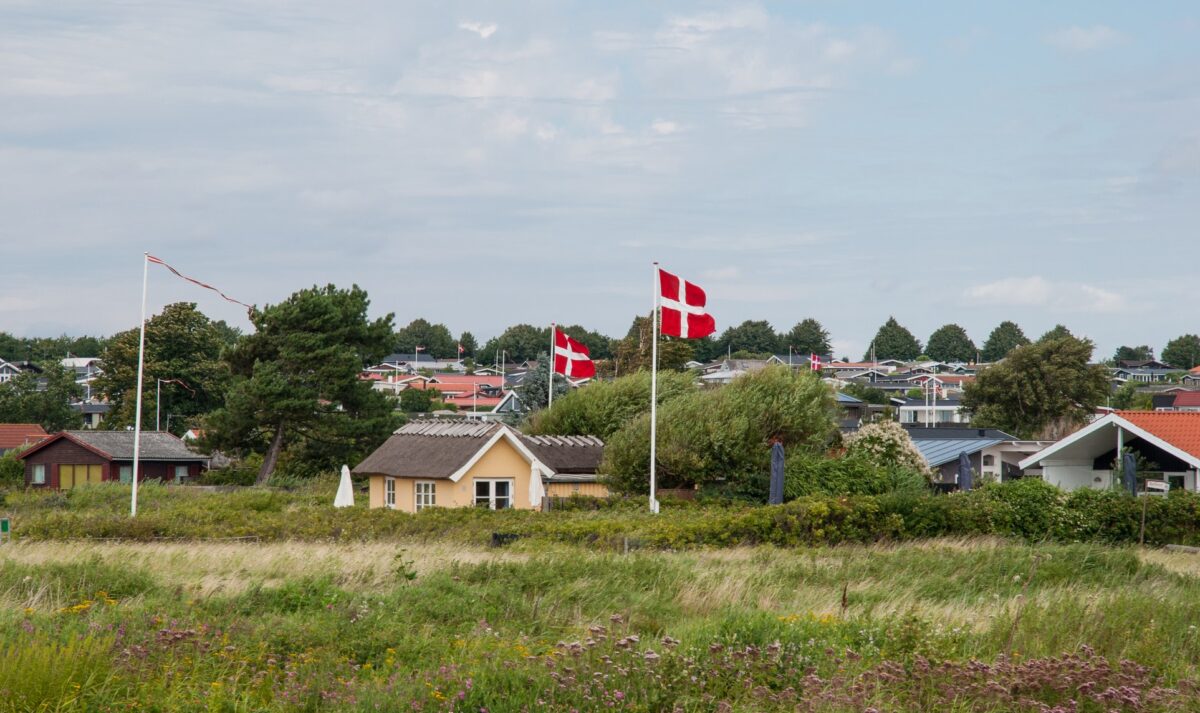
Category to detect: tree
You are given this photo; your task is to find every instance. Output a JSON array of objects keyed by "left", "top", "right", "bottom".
[
  {"left": 205, "top": 285, "right": 399, "bottom": 484},
  {"left": 458, "top": 331, "right": 478, "bottom": 358},
  {"left": 1162, "top": 335, "right": 1200, "bottom": 370},
  {"left": 866, "top": 317, "right": 922, "bottom": 361},
  {"left": 1112, "top": 345, "right": 1154, "bottom": 364},
  {"left": 1037, "top": 324, "right": 1074, "bottom": 343},
  {"left": 713, "top": 320, "right": 781, "bottom": 357},
  {"left": 94, "top": 302, "right": 231, "bottom": 433},
  {"left": 980, "top": 321, "right": 1030, "bottom": 362},
  {"left": 394, "top": 319, "right": 456, "bottom": 359},
  {"left": 783, "top": 319, "right": 831, "bottom": 357},
  {"left": 0, "top": 365, "right": 83, "bottom": 432},
  {"left": 925, "top": 324, "right": 977, "bottom": 363},
  {"left": 479, "top": 324, "right": 550, "bottom": 363},
  {"left": 1110, "top": 381, "right": 1153, "bottom": 410},
  {"left": 515, "top": 352, "right": 571, "bottom": 411},
  {"left": 525, "top": 370, "right": 696, "bottom": 439},
  {"left": 612, "top": 315, "right": 693, "bottom": 375},
  {"left": 397, "top": 387, "right": 437, "bottom": 413},
  {"left": 602, "top": 366, "right": 838, "bottom": 494},
  {"left": 961, "top": 336, "right": 1110, "bottom": 439}
]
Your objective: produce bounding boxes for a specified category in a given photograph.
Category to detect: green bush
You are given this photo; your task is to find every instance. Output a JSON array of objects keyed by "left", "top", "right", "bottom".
[
  {"left": 0, "top": 448, "right": 26, "bottom": 488},
  {"left": 785, "top": 451, "right": 929, "bottom": 498}
]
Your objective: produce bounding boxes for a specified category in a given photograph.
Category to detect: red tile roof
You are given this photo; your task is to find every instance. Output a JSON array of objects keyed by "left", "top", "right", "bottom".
[
  {"left": 1116, "top": 411, "right": 1200, "bottom": 461},
  {"left": 0, "top": 424, "right": 48, "bottom": 451}
]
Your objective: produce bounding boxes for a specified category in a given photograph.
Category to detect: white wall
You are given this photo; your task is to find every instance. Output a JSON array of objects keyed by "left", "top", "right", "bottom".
[{"left": 1042, "top": 460, "right": 1108, "bottom": 491}]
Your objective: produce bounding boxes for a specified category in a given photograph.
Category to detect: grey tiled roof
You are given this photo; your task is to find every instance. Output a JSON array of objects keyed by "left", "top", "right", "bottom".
[{"left": 64, "top": 431, "right": 205, "bottom": 461}]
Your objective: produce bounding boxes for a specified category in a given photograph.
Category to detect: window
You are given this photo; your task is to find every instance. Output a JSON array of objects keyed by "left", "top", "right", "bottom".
[
  {"left": 31, "top": 464, "right": 45, "bottom": 485},
  {"left": 59, "top": 464, "right": 102, "bottom": 489},
  {"left": 385, "top": 478, "right": 396, "bottom": 509},
  {"left": 982, "top": 455, "right": 995, "bottom": 467},
  {"left": 174, "top": 465, "right": 189, "bottom": 484},
  {"left": 119, "top": 466, "right": 133, "bottom": 484},
  {"left": 415, "top": 482, "right": 436, "bottom": 511},
  {"left": 474, "top": 479, "right": 513, "bottom": 509}
]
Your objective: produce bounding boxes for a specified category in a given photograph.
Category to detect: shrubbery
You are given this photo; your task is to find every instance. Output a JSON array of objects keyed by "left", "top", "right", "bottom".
[{"left": 6, "top": 477, "right": 1200, "bottom": 549}]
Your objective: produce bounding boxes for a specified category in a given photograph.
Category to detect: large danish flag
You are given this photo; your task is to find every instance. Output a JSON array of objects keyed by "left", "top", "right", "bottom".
[
  {"left": 658, "top": 268, "right": 716, "bottom": 339},
  {"left": 553, "top": 328, "right": 596, "bottom": 379}
]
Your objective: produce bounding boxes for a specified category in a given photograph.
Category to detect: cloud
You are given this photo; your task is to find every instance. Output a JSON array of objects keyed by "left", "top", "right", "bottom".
[
  {"left": 964, "top": 277, "right": 1128, "bottom": 314},
  {"left": 650, "top": 119, "right": 679, "bottom": 135},
  {"left": 458, "top": 22, "right": 497, "bottom": 39},
  {"left": 1045, "top": 25, "right": 1125, "bottom": 52}
]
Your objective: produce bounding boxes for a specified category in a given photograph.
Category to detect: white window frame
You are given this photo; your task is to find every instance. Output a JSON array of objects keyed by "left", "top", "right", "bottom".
[
  {"left": 385, "top": 477, "right": 396, "bottom": 509},
  {"left": 31, "top": 463, "right": 46, "bottom": 485},
  {"left": 474, "top": 478, "right": 514, "bottom": 510},
  {"left": 414, "top": 481, "right": 436, "bottom": 512}
]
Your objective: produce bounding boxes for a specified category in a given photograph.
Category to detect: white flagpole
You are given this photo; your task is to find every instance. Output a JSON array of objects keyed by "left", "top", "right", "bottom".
[
  {"left": 131, "top": 253, "right": 149, "bottom": 517},
  {"left": 548, "top": 323, "right": 556, "bottom": 410},
  {"left": 649, "top": 262, "right": 660, "bottom": 514}
]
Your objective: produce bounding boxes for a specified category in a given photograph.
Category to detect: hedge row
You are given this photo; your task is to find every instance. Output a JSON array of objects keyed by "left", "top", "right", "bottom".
[{"left": 4, "top": 479, "right": 1200, "bottom": 548}]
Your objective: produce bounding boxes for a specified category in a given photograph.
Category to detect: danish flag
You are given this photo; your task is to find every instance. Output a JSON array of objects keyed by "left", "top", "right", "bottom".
[
  {"left": 553, "top": 328, "right": 596, "bottom": 379},
  {"left": 809, "top": 353, "right": 822, "bottom": 371},
  {"left": 657, "top": 268, "right": 716, "bottom": 339}
]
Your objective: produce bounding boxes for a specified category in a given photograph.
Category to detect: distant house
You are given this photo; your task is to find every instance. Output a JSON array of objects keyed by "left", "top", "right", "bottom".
[
  {"left": 1019, "top": 411, "right": 1200, "bottom": 492},
  {"left": 905, "top": 426, "right": 1050, "bottom": 488},
  {"left": 1111, "top": 366, "right": 1182, "bottom": 384},
  {"left": 1117, "top": 359, "right": 1174, "bottom": 370},
  {"left": 352, "top": 421, "right": 606, "bottom": 512},
  {"left": 0, "top": 359, "right": 26, "bottom": 384},
  {"left": 72, "top": 402, "right": 110, "bottom": 430},
  {"left": 18, "top": 431, "right": 208, "bottom": 489},
  {"left": 0, "top": 424, "right": 48, "bottom": 455},
  {"left": 61, "top": 357, "right": 103, "bottom": 399},
  {"left": 893, "top": 396, "right": 969, "bottom": 426},
  {"left": 1183, "top": 367, "right": 1200, "bottom": 388},
  {"left": 1152, "top": 392, "right": 1200, "bottom": 412}
]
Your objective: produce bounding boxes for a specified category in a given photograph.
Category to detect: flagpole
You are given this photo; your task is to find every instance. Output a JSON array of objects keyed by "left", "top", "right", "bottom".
[
  {"left": 649, "top": 262, "right": 660, "bottom": 515},
  {"left": 131, "top": 253, "right": 149, "bottom": 518},
  {"left": 548, "top": 323, "right": 556, "bottom": 410}
]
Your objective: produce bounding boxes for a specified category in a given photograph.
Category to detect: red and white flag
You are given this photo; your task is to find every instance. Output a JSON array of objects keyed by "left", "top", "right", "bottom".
[
  {"left": 146, "top": 254, "right": 253, "bottom": 315},
  {"left": 657, "top": 268, "right": 716, "bottom": 339},
  {"left": 415, "top": 345, "right": 425, "bottom": 352},
  {"left": 553, "top": 328, "right": 596, "bottom": 379},
  {"left": 457, "top": 343, "right": 465, "bottom": 355},
  {"left": 809, "top": 353, "right": 822, "bottom": 371}
]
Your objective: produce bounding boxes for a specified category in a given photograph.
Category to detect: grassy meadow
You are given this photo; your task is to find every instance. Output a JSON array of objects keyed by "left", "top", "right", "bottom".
[
  {"left": 4, "top": 533, "right": 1200, "bottom": 711},
  {"left": 6, "top": 481, "right": 1200, "bottom": 710}
]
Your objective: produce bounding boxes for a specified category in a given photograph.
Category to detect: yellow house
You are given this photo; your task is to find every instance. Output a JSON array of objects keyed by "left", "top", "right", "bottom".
[{"left": 353, "top": 420, "right": 607, "bottom": 512}]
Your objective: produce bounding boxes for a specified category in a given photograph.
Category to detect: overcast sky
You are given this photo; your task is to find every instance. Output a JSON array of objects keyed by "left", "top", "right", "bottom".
[{"left": 2, "top": 1, "right": 1197, "bottom": 359}]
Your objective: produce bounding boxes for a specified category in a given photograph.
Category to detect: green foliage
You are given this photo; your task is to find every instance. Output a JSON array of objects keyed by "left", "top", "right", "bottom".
[
  {"left": 1162, "top": 334, "right": 1200, "bottom": 370},
  {"left": 0, "top": 332, "right": 108, "bottom": 363},
  {"left": 602, "top": 366, "right": 838, "bottom": 493},
  {"left": 515, "top": 352, "right": 572, "bottom": 412},
  {"left": 0, "top": 364, "right": 82, "bottom": 432},
  {"left": 0, "top": 447, "right": 25, "bottom": 487},
  {"left": 94, "top": 302, "right": 231, "bottom": 433},
  {"left": 866, "top": 316, "right": 922, "bottom": 361},
  {"left": 1114, "top": 345, "right": 1155, "bottom": 364},
  {"left": 1111, "top": 381, "right": 1154, "bottom": 410},
  {"left": 393, "top": 318, "right": 456, "bottom": 359},
  {"left": 785, "top": 451, "right": 929, "bottom": 498},
  {"left": 613, "top": 315, "right": 694, "bottom": 374},
  {"left": 841, "top": 382, "right": 890, "bottom": 405},
  {"left": 980, "top": 320, "right": 1030, "bottom": 362},
  {"left": 962, "top": 336, "right": 1111, "bottom": 439},
  {"left": 782, "top": 318, "right": 832, "bottom": 357},
  {"left": 397, "top": 387, "right": 437, "bottom": 413},
  {"left": 458, "top": 331, "right": 477, "bottom": 357},
  {"left": 205, "top": 284, "right": 399, "bottom": 484},
  {"left": 714, "top": 320, "right": 781, "bottom": 357},
  {"left": 526, "top": 369, "right": 696, "bottom": 439},
  {"left": 924, "top": 323, "right": 976, "bottom": 363},
  {"left": 1037, "top": 324, "right": 1075, "bottom": 344}
]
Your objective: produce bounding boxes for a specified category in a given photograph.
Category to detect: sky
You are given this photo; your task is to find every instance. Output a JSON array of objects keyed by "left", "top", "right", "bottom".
[{"left": 1, "top": 1, "right": 1198, "bottom": 360}]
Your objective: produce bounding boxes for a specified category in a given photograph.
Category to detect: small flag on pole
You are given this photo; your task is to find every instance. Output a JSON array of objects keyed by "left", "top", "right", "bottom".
[
  {"left": 809, "top": 353, "right": 822, "bottom": 372},
  {"left": 146, "top": 254, "right": 253, "bottom": 315},
  {"left": 657, "top": 269, "right": 716, "bottom": 339}
]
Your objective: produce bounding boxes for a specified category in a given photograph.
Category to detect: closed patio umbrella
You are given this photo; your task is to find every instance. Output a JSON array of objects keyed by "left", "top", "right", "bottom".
[
  {"left": 334, "top": 464, "right": 355, "bottom": 508},
  {"left": 768, "top": 441, "right": 785, "bottom": 505},
  {"left": 1122, "top": 451, "right": 1138, "bottom": 496},
  {"left": 957, "top": 451, "right": 974, "bottom": 491}
]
